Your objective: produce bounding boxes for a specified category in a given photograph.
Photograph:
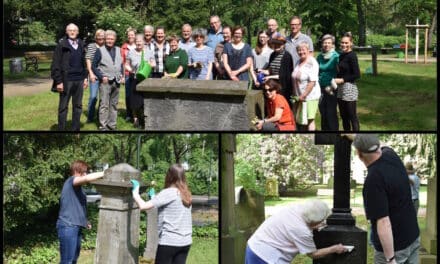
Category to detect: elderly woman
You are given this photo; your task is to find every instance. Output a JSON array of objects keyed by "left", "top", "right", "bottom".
[
  {"left": 125, "top": 34, "right": 155, "bottom": 128},
  {"left": 334, "top": 32, "right": 361, "bottom": 131},
  {"left": 85, "top": 29, "right": 105, "bottom": 123},
  {"left": 317, "top": 34, "right": 340, "bottom": 131},
  {"left": 222, "top": 26, "right": 253, "bottom": 82},
  {"left": 250, "top": 30, "right": 273, "bottom": 89},
  {"left": 292, "top": 41, "right": 321, "bottom": 131},
  {"left": 188, "top": 28, "right": 214, "bottom": 80},
  {"left": 121, "top": 27, "right": 137, "bottom": 122},
  {"left": 164, "top": 35, "right": 188, "bottom": 79},
  {"left": 259, "top": 36, "right": 294, "bottom": 101},
  {"left": 255, "top": 79, "right": 295, "bottom": 131},
  {"left": 245, "top": 199, "right": 347, "bottom": 264}
]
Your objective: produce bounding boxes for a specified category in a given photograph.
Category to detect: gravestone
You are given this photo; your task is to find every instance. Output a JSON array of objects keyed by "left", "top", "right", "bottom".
[
  {"left": 92, "top": 163, "right": 147, "bottom": 264},
  {"left": 313, "top": 134, "right": 367, "bottom": 264},
  {"left": 136, "top": 79, "right": 264, "bottom": 130},
  {"left": 221, "top": 134, "right": 265, "bottom": 264},
  {"left": 265, "top": 177, "right": 278, "bottom": 197}
]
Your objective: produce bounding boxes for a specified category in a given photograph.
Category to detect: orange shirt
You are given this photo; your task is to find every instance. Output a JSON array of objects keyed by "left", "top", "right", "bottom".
[{"left": 266, "top": 94, "right": 295, "bottom": 126}]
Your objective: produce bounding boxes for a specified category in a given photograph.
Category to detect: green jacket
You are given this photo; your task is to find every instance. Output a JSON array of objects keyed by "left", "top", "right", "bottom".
[{"left": 316, "top": 50, "right": 339, "bottom": 87}]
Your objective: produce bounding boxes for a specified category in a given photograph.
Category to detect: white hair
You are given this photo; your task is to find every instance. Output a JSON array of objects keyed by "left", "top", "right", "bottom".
[
  {"left": 143, "top": 25, "right": 154, "bottom": 32},
  {"left": 65, "top": 23, "right": 79, "bottom": 31},
  {"left": 105, "top": 30, "right": 117, "bottom": 38},
  {"left": 301, "top": 199, "right": 331, "bottom": 224}
]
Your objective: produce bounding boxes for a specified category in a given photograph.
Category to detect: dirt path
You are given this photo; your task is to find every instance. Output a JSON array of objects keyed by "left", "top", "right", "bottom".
[{"left": 3, "top": 77, "right": 53, "bottom": 97}]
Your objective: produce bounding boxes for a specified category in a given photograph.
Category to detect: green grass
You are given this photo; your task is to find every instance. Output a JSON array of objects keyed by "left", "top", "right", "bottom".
[{"left": 4, "top": 58, "right": 437, "bottom": 130}]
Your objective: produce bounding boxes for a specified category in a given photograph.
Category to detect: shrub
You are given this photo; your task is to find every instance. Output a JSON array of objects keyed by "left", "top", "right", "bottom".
[
  {"left": 192, "top": 224, "right": 218, "bottom": 238},
  {"left": 366, "top": 34, "right": 416, "bottom": 48}
]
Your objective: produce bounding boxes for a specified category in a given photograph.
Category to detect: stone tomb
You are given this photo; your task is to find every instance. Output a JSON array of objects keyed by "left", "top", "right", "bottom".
[
  {"left": 92, "top": 163, "right": 147, "bottom": 264},
  {"left": 137, "top": 79, "right": 264, "bottom": 130},
  {"left": 313, "top": 134, "right": 367, "bottom": 264}
]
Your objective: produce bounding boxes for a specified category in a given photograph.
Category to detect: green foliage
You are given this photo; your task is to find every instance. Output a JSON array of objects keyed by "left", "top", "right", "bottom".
[
  {"left": 21, "top": 21, "right": 56, "bottom": 45},
  {"left": 192, "top": 224, "right": 218, "bottom": 238},
  {"left": 95, "top": 6, "right": 145, "bottom": 45},
  {"left": 366, "top": 34, "right": 416, "bottom": 48},
  {"left": 235, "top": 160, "right": 265, "bottom": 195}
]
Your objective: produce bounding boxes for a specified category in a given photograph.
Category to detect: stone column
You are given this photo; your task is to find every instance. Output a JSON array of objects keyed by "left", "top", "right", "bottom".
[
  {"left": 92, "top": 163, "right": 146, "bottom": 264},
  {"left": 314, "top": 135, "right": 367, "bottom": 264}
]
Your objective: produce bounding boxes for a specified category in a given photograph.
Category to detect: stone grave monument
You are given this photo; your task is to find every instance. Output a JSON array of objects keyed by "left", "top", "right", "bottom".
[
  {"left": 92, "top": 163, "right": 147, "bottom": 264},
  {"left": 313, "top": 134, "right": 367, "bottom": 264}
]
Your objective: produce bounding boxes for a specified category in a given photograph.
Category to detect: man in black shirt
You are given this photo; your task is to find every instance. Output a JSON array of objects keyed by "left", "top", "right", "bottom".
[{"left": 353, "top": 134, "right": 420, "bottom": 264}]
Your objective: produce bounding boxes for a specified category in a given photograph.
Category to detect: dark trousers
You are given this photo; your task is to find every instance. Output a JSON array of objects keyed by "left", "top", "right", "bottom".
[
  {"left": 338, "top": 99, "right": 359, "bottom": 131},
  {"left": 155, "top": 244, "right": 191, "bottom": 264},
  {"left": 58, "top": 80, "right": 83, "bottom": 131},
  {"left": 319, "top": 92, "right": 339, "bottom": 131}
]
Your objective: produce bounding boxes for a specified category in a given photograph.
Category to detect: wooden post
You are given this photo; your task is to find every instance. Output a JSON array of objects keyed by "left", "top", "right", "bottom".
[
  {"left": 424, "top": 28, "right": 428, "bottom": 64},
  {"left": 372, "top": 47, "right": 378, "bottom": 76},
  {"left": 405, "top": 27, "right": 409, "bottom": 64}
]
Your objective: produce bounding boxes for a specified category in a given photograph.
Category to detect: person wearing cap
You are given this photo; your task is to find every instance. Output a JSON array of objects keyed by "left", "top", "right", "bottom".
[
  {"left": 245, "top": 199, "right": 347, "bottom": 263},
  {"left": 352, "top": 134, "right": 420, "bottom": 264},
  {"left": 405, "top": 162, "right": 420, "bottom": 216},
  {"left": 258, "top": 36, "right": 294, "bottom": 102}
]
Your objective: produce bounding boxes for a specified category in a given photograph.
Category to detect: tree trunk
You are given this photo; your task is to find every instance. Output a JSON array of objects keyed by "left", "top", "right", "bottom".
[
  {"left": 356, "top": 0, "right": 366, "bottom": 46},
  {"left": 428, "top": 10, "right": 437, "bottom": 47}
]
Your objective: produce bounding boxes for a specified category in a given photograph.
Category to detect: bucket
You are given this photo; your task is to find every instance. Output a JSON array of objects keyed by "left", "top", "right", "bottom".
[{"left": 9, "top": 58, "right": 23, "bottom": 74}]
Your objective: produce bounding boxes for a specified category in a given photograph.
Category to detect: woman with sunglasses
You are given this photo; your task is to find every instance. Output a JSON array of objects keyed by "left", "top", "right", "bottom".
[
  {"left": 255, "top": 79, "right": 295, "bottom": 131},
  {"left": 188, "top": 28, "right": 214, "bottom": 80}
]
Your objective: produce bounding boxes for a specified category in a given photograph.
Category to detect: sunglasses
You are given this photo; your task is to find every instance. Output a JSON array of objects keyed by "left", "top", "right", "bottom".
[{"left": 264, "top": 88, "right": 276, "bottom": 93}]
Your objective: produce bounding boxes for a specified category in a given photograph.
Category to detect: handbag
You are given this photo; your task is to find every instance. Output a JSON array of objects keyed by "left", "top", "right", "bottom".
[{"left": 136, "top": 50, "right": 152, "bottom": 82}]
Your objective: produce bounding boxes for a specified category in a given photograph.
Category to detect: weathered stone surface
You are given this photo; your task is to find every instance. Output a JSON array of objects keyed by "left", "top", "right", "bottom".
[
  {"left": 137, "top": 79, "right": 264, "bottom": 130},
  {"left": 92, "top": 163, "right": 146, "bottom": 264},
  {"left": 313, "top": 225, "right": 367, "bottom": 264},
  {"left": 143, "top": 207, "right": 158, "bottom": 261}
]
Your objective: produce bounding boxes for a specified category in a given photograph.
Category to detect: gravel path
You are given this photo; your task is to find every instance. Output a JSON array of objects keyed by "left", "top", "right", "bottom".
[{"left": 3, "top": 77, "right": 53, "bottom": 97}]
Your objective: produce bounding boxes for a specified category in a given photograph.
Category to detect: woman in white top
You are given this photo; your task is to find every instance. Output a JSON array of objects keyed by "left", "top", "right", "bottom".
[
  {"left": 245, "top": 199, "right": 347, "bottom": 264},
  {"left": 131, "top": 164, "right": 192, "bottom": 264},
  {"left": 292, "top": 41, "right": 321, "bottom": 131},
  {"left": 250, "top": 30, "right": 273, "bottom": 89}
]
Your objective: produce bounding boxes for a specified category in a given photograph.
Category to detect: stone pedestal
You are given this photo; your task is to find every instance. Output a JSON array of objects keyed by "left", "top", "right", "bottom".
[
  {"left": 143, "top": 207, "right": 158, "bottom": 261},
  {"left": 137, "top": 79, "right": 264, "bottom": 130},
  {"left": 92, "top": 163, "right": 146, "bottom": 264},
  {"left": 313, "top": 225, "right": 367, "bottom": 264},
  {"left": 314, "top": 135, "right": 367, "bottom": 264}
]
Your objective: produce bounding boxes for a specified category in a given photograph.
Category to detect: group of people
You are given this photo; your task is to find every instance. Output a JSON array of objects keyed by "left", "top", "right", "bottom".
[
  {"left": 246, "top": 134, "right": 421, "bottom": 264},
  {"left": 57, "top": 161, "right": 192, "bottom": 264},
  {"left": 51, "top": 16, "right": 360, "bottom": 131}
]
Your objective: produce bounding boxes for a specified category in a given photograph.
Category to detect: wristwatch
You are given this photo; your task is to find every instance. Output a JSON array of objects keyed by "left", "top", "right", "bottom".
[{"left": 386, "top": 256, "right": 395, "bottom": 262}]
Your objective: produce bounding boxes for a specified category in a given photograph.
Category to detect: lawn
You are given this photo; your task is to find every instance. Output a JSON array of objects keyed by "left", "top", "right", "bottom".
[{"left": 3, "top": 57, "right": 437, "bottom": 131}]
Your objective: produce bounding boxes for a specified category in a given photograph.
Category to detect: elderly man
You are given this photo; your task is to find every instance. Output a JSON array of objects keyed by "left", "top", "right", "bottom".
[
  {"left": 267, "top": 18, "right": 282, "bottom": 40},
  {"left": 51, "top": 23, "right": 88, "bottom": 131},
  {"left": 143, "top": 25, "right": 155, "bottom": 50},
  {"left": 178, "top": 24, "right": 195, "bottom": 53},
  {"left": 285, "top": 16, "right": 314, "bottom": 66},
  {"left": 352, "top": 134, "right": 420, "bottom": 264},
  {"left": 92, "top": 30, "right": 125, "bottom": 131},
  {"left": 206, "top": 15, "right": 224, "bottom": 50}
]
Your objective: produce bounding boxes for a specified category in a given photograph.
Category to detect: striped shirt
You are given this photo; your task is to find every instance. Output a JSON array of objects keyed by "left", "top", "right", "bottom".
[
  {"left": 151, "top": 187, "right": 192, "bottom": 246},
  {"left": 268, "top": 50, "right": 284, "bottom": 75},
  {"left": 86, "top": 42, "right": 100, "bottom": 61}
]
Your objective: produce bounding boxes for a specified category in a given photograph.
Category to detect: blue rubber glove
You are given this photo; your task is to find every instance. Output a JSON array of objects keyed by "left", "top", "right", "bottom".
[{"left": 130, "top": 179, "right": 140, "bottom": 193}]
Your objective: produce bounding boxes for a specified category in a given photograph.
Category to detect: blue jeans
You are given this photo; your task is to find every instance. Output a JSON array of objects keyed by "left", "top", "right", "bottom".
[
  {"left": 245, "top": 245, "right": 267, "bottom": 264},
  {"left": 87, "top": 80, "right": 99, "bottom": 122},
  {"left": 125, "top": 76, "right": 132, "bottom": 119},
  {"left": 57, "top": 220, "right": 82, "bottom": 264}
]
